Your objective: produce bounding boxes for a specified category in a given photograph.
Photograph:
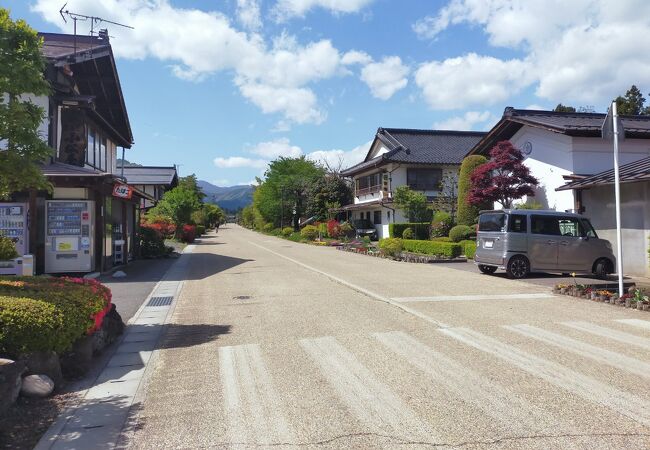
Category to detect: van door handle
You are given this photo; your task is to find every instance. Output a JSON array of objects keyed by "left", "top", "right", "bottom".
[{"left": 547, "top": 240, "right": 556, "bottom": 244}]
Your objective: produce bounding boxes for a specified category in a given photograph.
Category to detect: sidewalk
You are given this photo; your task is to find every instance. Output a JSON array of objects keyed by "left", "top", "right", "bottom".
[{"left": 34, "top": 245, "right": 195, "bottom": 449}]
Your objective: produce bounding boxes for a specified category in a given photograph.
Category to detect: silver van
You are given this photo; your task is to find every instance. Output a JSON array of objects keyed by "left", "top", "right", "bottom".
[{"left": 474, "top": 210, "right": 615, "bottom": 279}]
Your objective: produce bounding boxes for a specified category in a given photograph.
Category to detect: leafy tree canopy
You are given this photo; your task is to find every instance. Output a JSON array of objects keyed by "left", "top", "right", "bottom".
[
  {"left": 615, "top": 85, "right": 650, "bottom": 115},
  {"left": 178, "top": 174, "right": 204, "bottom": 205},
  {"left": 456, "top": 155, "right": 488, "bottom": 225},
  {"left": 0, "top": 8, "right": 52, "bottom": 199},
  {"left": 306, "top": 174, "right": 352, "bottom": 221},
  {"left": 148, "top": 186, "right": 200, "bottom": 234},
  {"left": 468, "top": 141, "right": 539, "bottom": 209},
  {"left": 553, "top": 104, "right": 576, "bottom": 113},
  {"left": 393, "top": 185, "right": 430, "bottom": 222}
]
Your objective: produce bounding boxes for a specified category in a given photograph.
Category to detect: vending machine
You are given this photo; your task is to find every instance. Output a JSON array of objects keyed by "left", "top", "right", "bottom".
[
  {"left": 44, "top": 200, "right": 95, "bottom": 273},
  {"left": 0, "top": 203, "right": 29, "bottom": 256}
]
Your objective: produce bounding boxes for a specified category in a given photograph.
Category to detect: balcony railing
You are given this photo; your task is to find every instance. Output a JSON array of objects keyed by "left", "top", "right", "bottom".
[{"left": 356, "top": 184, "right": 382, "bottom": 197}]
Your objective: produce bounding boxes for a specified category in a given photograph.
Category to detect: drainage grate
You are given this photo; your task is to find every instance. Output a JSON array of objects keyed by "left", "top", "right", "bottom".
[{"left": 146, "top": 296, "right": 173, "bottom": 307}]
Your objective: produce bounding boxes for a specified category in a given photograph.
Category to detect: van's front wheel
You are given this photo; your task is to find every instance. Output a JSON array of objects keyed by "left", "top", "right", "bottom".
[
  {"left": 507, "top": 255, "right": 530, "bottom": 279},
  {"left": 478, "top": 264, "right": 497, "bottom": 275},
  {"left": 594, "top": 258, "right": 612, "bottom": 280}
]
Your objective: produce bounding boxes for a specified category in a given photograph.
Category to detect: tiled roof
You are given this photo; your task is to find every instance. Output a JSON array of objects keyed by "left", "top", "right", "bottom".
[
  {"left": 557, "top": 156, "right": 650, "bottom": 191},
  {"left": 341, "top": 128, "right": 486, "bottom": 176},
  {"left": 470, "top": 107, "right": 650, "bottom": 155},
  {"left": 122, "top": 166, "right": 178, "bottom": 186},
  {"left": 39, "top": 33, "right": 110, "bottom": 60}
]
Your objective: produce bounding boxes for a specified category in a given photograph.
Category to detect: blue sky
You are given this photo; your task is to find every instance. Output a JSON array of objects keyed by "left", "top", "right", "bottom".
[{"left": 7, "top": 1, "right": 650, "bottom": 185}]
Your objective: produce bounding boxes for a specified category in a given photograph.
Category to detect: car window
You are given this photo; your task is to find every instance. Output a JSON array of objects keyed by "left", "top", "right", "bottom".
[
  {"left": 558, "top": 218, "right": 582, "bottom": 237},
  {"left": 478, "top": 213, "right": 506, "bottom": 232},
  {"left": 531, "top": 215, "right": 561, "bottom": 235},
  {"left": 581, "top": 219, "right": 598, "bottom": 238},
  {"left": 508, "top": 214, "right": 527, "bottom": 233}
]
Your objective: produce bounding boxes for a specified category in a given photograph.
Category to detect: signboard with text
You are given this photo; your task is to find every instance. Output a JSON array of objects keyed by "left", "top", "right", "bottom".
[{"left": 112, "top": 184, "right": 133, "bottom": 199}]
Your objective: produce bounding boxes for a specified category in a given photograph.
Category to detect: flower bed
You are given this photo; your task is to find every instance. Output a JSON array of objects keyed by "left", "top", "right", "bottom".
[
  {"left": 0, "top": 277, "right": 112, "bottom": 357},
  {"left": 553, "top": 283, "right": 650, "bottom": 311}
]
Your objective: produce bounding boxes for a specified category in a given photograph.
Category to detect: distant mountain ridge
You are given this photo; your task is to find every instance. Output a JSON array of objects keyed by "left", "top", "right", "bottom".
[{"left": 198, "top": 180, "right": 253, "bottom": 211}]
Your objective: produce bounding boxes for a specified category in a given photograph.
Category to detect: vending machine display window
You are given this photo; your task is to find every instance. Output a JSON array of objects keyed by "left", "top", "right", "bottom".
[{"left": 0, "top": 203, "right": 28, "bottom": 256}]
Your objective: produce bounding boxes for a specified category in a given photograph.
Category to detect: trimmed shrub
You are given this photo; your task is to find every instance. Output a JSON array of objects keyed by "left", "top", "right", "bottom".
[
  {"left": 457, "top": 155, "right": 488, "bottom": 226},
  {"left": 389, "top": 223, "right": 430, "bottom": 239},
  {"left": 378, "top": 238, "right": 403, "bottom": 257},
  {"left": 317, "top": 222, "right": 328, "bottom": 238},
  {"left": 0, "top": 277, "right": 112, "bottom": 356},
  {"left": 281, "top": 227, "right": 294, "bottom": 237},
  {"left": 300, "top": 225, "right": 319, "bottom": 240},
  {"left": 0, "top": 235, "right": 18, "bottom": 260},
  {"left": 181, "top": 224, "right": 197, "bottom": 243},
  {"left": 196, "top": 225, "right": 206, "bottom": 236},
  {"left": 138, "top": 225, "right": 166, "bottom": 258},
  {"left": 431, "top": 236, "right": 452, "bottom": 242},
  {"left": 449, "top": 224, "right": 474, "bottom": 242},
  {"left": 339, "top": 222, "right": 354, "bottom": 238},
  {"left": 402, "top": 240, "right": 462, "bottom": 258},
  {"left": 262, "top": 223, "right": 275, "bottom": 233},
  {"left": 460, "top": 240, "right": 477, "bottom": 259},
  {"left": 430, "top": 211, "right": 453, "bottom": 238},
  {"left": 143, "top": 218, "right": 176, "bottom": 239},
  {"left": 402, "top": 227, "right": 414, "bottom": 240}
]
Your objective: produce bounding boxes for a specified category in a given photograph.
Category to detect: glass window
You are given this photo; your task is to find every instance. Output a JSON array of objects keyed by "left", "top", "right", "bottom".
[
  {"left": 407, "top": 168, "right": 442, "bottom": 190},
  {"left": 94, "top": 131, "right": 101, "bottom": 169},
  {"left": 373, "top": 210, "right": 382, "bottom": 225},
  {"left": 531, "top": 215, "right": 561, "bottom": 235},
  {"left": 581, "top": 219, "right": 598, "bottom": 238},
  {"left": 99, "top": 136, "right": 107, "bottom": 171},
  {"left": 87, "top": 129, "right": 95, "bottom": 166},
  {"left": 478, "top": 213, "right": 506, "bottom": 232},
  {"left": 508, "top": 214, "right": 527, "bottom": 233},
  {"left": 558, "top": 218, "right": 582, "bottom": 237}
]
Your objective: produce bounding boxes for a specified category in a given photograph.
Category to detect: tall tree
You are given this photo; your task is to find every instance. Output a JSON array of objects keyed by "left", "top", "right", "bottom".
[
  {"left": 468, "top": 141, "right": 539, "bottom": 209},
  {"left": 306, "top": 174, "right": 352, "bottom": 221},
  {"left": 253, "top": 156, "right": 325, "bottom": 229},
  {"left": 456, "top": 155, "right": 488, "bottom": 225},
  {"left": 148, "top": 186, "right": 200, "bottom": 236},
  {"left": 615, "top": 85, "right": 649, "bottom": 115},
  {"left": 178, "top": 174, "right": 204, "bottom": 205},
  {"left": 0, "top": 9, "right": 52, "bottom": 199},
  {"left": 553, "top": 104, "right": 576, "bottom": 113}
]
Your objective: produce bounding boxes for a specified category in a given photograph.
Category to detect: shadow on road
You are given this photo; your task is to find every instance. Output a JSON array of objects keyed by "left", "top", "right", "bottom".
[{"left": 158, "top": 323, "right": 232, "bottom": 349}]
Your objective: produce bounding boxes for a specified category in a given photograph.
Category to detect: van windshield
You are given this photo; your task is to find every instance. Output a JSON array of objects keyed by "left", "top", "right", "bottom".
[{"left": 478, "top": 213, "right": 506, "bottom": 232}]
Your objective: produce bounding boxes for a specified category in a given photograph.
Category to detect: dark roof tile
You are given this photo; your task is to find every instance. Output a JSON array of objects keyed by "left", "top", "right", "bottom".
[{"left": 557, "top": 156, "right": 650, "bottom": 191}]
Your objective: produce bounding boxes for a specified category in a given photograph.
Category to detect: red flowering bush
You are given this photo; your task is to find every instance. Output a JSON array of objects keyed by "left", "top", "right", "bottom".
[
  {"left": 144, "top": 219, "right": 176, "bottom": 238},
  {"left": 181, "top": 224, "right": 196, "bottom": 243},
  {"left": 0, "top": 276, "right": 112, "bottom": 356},
  {"left": 327, "top": 219, "right": 341, "bottom": 238}
]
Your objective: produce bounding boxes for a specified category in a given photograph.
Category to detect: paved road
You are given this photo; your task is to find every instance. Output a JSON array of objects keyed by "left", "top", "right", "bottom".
[{"left": 125, "top": 226, "right": 650, "bottom": 449}]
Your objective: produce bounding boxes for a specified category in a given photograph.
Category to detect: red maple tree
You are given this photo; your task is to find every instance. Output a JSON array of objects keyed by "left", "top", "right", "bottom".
[{"left": 468, "top": 141, "right": 539, "bottom": 208}]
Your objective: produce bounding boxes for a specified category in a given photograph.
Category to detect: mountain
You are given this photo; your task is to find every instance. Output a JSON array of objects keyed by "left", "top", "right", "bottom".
[{"left": 198, "top": 180, "right": 253, "bottom": 211}]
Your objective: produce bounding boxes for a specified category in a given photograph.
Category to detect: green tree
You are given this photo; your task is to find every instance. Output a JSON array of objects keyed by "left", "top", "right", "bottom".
[
  {"left": 149, "top": 186, "right": 200, "bottom": 236},
  {"left": 0, "top": 9, "right": 52, "bottom": 199},
  {"left": 178, "top": 174, "right": 205, "bottom": 205},
  {"left": 306, "top": 174, "right": 352, "bottom": 221},
  {"left": 456, "top": 155, "right": 488, "bottom": 225},
  {"left": 253, "top": 156, "right": 325, "bottom": 229},
  {"left": 553, "top": 104, "right": 576, "bottom": 113},
  {"left": 393, "top": 186, "right": 429, "bottom": 222},
  {"left": 615, "top": 85, "right": 650, "bottom": 115}
]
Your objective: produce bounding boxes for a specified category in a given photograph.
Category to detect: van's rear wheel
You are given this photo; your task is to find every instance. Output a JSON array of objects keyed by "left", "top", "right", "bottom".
[
  {"left": 594, "top": 258, "right": 612, "bottom": 280},
  {"left": 507, "top": 256, "right": 530, "bottom": 279},
  {"left": 478, "top": 264, "right": 497, "bottom": 275}
]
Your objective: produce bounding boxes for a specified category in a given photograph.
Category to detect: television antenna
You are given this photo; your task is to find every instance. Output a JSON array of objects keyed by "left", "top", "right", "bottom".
[{"left": 59, "top": 3, "right": 133, "bottom": 53}]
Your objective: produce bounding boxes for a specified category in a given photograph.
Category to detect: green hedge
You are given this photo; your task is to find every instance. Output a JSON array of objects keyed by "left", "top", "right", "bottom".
[
  {"left": 460, "top": 240, "right": 477, "bottom": 259},
  {"left": 0, "top": 277, "right": 111, "bottom": 357},
  {"left": 402, "top": 240, "right": 462, "bottom": 258},
  {"left": 389, "top": 223, "right": 430, "bottom": 240},
  {"left": 196, "top": 225, "right": 206, "bottom": 236},
  {"left": 378, "top": 238, "right": 403, "bottom": 257}
]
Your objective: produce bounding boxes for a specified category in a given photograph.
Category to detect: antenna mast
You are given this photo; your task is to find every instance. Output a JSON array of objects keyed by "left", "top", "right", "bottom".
[{"left": 59, "top": 3, "right": 134, "bottom": 54}]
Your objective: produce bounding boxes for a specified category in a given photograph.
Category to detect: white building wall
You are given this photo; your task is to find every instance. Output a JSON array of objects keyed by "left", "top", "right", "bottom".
[{"left": 582, "top": 183, "right": 650, "bottom": 277}]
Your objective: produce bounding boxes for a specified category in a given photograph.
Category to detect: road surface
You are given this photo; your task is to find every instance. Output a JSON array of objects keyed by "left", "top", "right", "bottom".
[{"left": 124, "top": 226, "right": 650, "bottom": 449}]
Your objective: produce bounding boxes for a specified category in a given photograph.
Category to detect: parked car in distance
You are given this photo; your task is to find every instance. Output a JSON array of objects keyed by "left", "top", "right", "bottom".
[
  {"left": 351, "top": 219, "right": 378, "bottom": 241},
  {"left": 474, "top": 209, "right": 615, "bottom": 279}
]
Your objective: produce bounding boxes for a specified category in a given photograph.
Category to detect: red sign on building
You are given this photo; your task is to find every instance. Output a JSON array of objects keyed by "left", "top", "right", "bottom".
[{"left": 112, "top": 184, "right": 133, "bottom": 199}]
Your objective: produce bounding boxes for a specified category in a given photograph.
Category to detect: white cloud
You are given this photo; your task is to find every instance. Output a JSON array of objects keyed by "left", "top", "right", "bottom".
[
  {"left": 415, "top": 53, "right": 531, "bottom": 109},
  {"left": 248, "top": 138, "right": 303, "bottom": 158},
  {"left": 213, "top": 156, "right": 268, "bottom": 169},
  {"left": 31, "top": 0, "right": 357, "bottom": 126},
  {"left": 433, "top": 111, "right": 496, "bottom": 130},
  {"left": 360, "top": 56, "right": 410, "bottom": 100},
  {"left": 273, "top": 0, "right": 374, "bottom": 20},
  {"left": 306, "top": 140, "right": 372, "bottom": 169},
  {"left": 413, "top": 0, "right": 650, "bottom": 107},
  {"left": 237, "top": 0, "right": 263, "bottom": 31},
  {"left": 213, "top": 179, "right": 231, "bottom": 186},
  {"left": 341, "top": 50, "right": 372, "bottom": 65}
]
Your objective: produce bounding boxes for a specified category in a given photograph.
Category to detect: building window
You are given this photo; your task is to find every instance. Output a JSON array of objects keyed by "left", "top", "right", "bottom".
[
  {"left": 86, "top": 126, "right": 109, "bottom": 172},
  {"left": 356, "top": 172, "right": 382, "bottom": 196},
  {"left": 373, "top": 210, "right": 382, "bottom": 224},
  {"left": 87, "top": 129, "right": 95, "bottom": 166},
  {"left": 407, "top": 168, "right": 442, "bottom": 190}
]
